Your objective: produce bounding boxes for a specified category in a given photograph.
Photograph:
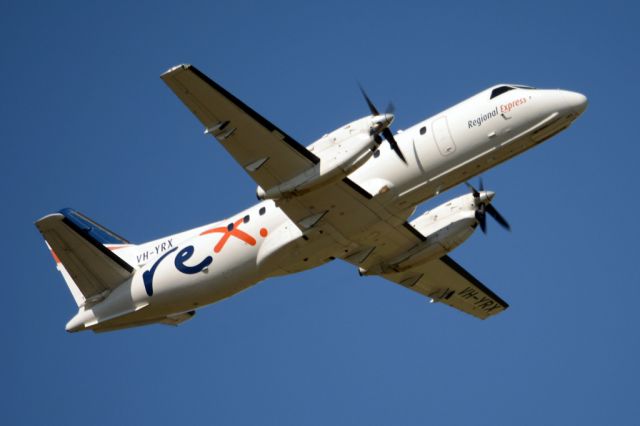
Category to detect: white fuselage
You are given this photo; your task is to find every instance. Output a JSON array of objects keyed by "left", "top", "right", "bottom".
[{"left": 66, "top": 85, "right": 587, "bottom": 331}]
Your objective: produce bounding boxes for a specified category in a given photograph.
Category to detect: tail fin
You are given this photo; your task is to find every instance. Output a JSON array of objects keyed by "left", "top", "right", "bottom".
[{"left": 35, "top": 208, "right": 135, "bottom": 307}]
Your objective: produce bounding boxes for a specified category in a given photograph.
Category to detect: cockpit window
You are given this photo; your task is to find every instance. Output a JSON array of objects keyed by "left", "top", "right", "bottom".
[{"left": 490, "top": 86, "right": 514, "bottom": 99}]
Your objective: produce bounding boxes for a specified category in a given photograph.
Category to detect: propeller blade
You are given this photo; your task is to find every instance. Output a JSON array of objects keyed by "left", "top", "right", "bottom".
[
  {"left": 382, "top": 128, "right": 407, "bottom": 163},
  {"left": 479, "top": 177, "right": 484, "bottom": 192},
  {"left": 385, "top": 101, "right": 395, "bottom": 115},
  {"left": 359, "top": 85, "right": 380, "bottom": 116},
  {"left": 465, "top": 181, "right": 480, "bottom": 198},
  {"left": 475, "top": 206, "right": 487, "bottom": 234},
  {"left": 485, "top": 204, "right": 511, "bottom": 231}
]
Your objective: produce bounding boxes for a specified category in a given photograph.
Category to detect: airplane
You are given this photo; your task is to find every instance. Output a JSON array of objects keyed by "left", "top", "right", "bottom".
[{"left": 35, "top": 64, "right": 587, "bottom": 332}]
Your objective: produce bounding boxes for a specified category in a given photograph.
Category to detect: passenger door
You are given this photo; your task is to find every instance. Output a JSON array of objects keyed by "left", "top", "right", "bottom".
[{"left": 432, "top": 116, "right": 456, "bottom": 156}]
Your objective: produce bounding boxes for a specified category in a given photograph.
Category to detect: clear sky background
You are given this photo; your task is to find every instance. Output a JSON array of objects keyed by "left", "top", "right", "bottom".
[{"left": 2, "top": 1, "right": 639, "bottom": 424}]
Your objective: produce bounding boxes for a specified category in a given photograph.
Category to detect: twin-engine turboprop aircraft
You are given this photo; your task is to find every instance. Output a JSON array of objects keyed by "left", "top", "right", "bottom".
[{"left": 36, "top": 65, "right": 587, "bottom": 332}]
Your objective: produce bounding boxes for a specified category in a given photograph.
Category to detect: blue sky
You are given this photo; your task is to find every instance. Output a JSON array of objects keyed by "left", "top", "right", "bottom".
[{"left": 3, "top": 1, "right": 639, "bottom": 424}]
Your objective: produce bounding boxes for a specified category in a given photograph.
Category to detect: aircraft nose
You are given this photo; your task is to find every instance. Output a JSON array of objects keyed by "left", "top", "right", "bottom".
[{"left": 564, "top": 91, "right": 588, "bottom": 115}]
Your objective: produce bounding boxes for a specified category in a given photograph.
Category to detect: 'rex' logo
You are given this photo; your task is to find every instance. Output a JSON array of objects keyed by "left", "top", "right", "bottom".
[
  {"left": 141, "top": 218, "right": 268, "bottom": 297},
  {"left": 200, "top": 218, "right": 257, "bottom": 253}
]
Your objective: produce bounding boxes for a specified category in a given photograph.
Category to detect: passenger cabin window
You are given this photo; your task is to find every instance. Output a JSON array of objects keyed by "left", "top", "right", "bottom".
[
  {"left": 259, "top": 207, "right": 266, "bottom": 215},
  {"left": 490, "top": 86, "right": 514, "bottom": 99},
  {"left": 419, "top": 126, "right": 426, "bottom": 135},
  {"left": 243, "top": 215, "right": 250, "bottom": 223}
]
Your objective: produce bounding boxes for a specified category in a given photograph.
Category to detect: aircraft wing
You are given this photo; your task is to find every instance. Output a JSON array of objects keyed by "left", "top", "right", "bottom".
[
  {"left": 161, "top": 64, "right": 320, "bottom": 192},
  {"left": 373, "top": 255, "right": 509, "bottom": 319}
]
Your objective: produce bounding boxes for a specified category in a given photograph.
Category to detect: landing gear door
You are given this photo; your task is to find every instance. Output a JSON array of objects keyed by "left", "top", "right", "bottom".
[{"left": 432, "top": 116, "right": 456, "bottom": 156}]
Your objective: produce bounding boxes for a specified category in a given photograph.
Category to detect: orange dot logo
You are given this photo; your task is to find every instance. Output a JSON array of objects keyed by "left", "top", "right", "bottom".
[{"left": 260, "top": 228, "right": 268, "bottom": 237}]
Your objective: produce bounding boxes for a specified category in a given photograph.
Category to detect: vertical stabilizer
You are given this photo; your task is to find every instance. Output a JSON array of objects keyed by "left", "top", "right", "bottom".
[{"left": 35, "top": 209, "right": 135, "bottom": 308}]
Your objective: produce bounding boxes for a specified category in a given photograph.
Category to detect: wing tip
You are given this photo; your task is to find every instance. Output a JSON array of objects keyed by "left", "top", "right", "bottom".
[
  {"left": 34, "top": 212, "right": 64, "bottom": 230},
  {"left": 161, "top": 63, "right": 192, "bottom": 78},
  {"left": 440, "top": 255, "right": 510, "bottom": 308}
]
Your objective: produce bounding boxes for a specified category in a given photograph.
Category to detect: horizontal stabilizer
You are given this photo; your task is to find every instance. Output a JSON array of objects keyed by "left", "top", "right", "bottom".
[
  {"left": 92, "top": 311, "right": 196, "bottom": 333},
  {"left": 160, "top": 310, "right": 196, "bottom": 326},
  {"left": 35, "top": 209, "right": 134, "bottom": 307}
]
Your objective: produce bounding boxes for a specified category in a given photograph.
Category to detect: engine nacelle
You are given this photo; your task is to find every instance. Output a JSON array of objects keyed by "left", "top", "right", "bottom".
[
  {"left": 361, "top": 193, "right": 479, "bottom": 275},
  {"left": 257, "top": 115, "right": 390, "bottom": 200}
]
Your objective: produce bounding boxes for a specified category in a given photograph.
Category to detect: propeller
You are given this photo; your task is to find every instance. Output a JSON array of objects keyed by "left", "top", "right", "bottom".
[
  {"left": 465, "top": 178, "right": 511, "bottom": 234},
  {"left": 359, "top": 85, "right": 407, "bottom": 164}
]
